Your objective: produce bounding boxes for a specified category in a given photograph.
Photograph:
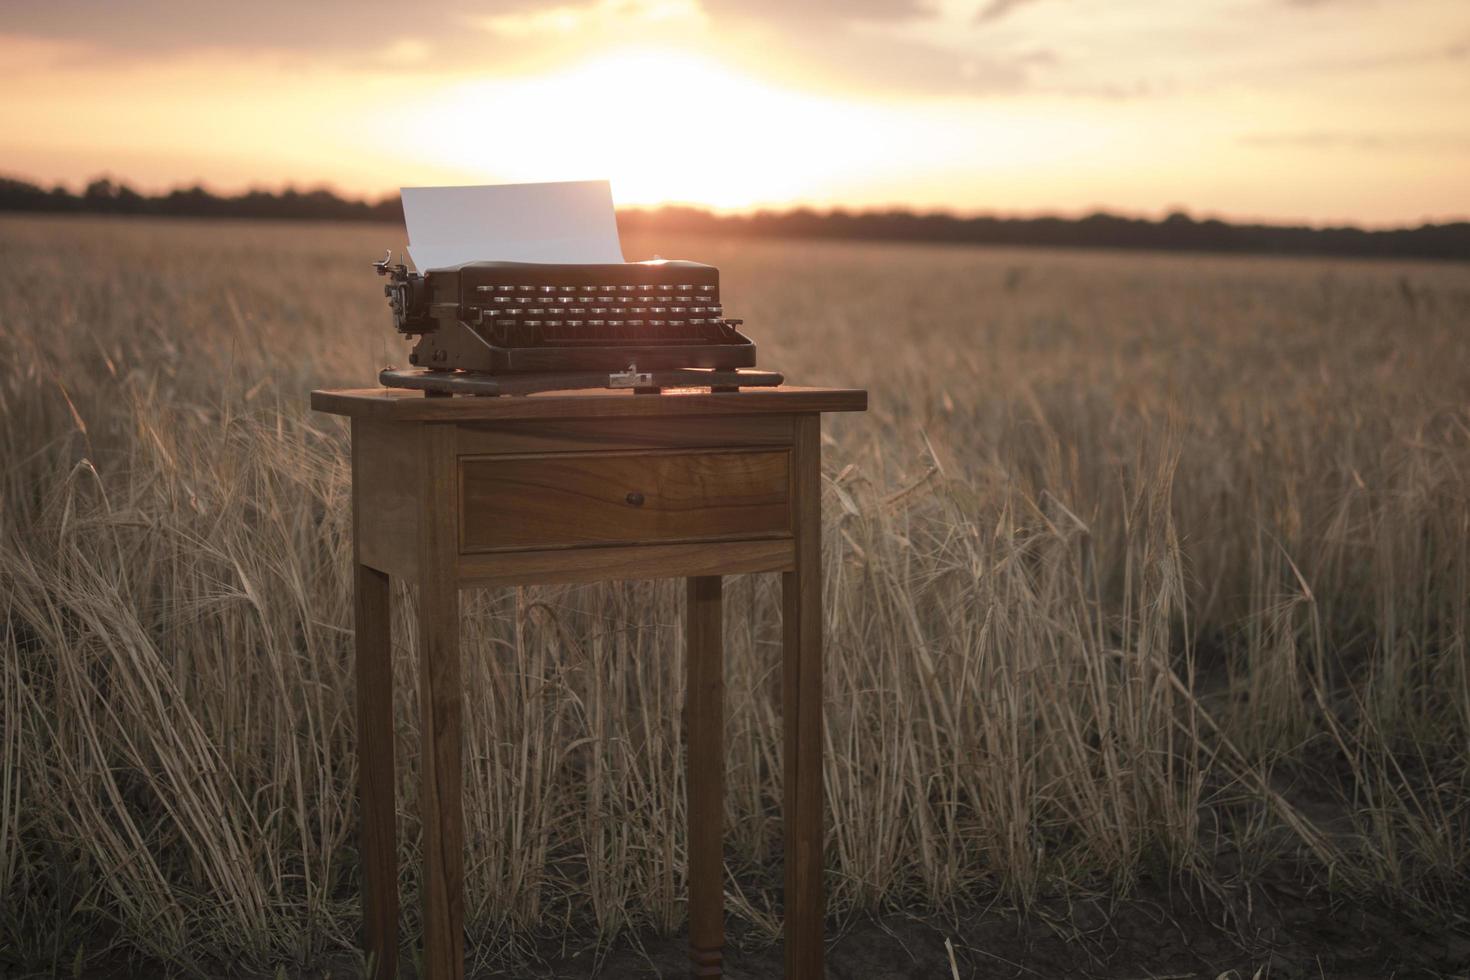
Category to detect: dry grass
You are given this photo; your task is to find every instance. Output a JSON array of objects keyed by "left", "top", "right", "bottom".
[{"left": 2, "top": 215, "right": 1468, "bottom": 973}]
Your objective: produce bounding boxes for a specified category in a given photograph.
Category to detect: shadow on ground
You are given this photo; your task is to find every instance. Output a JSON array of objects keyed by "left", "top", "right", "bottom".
[{"left": 484, "top": 877, "right": 1470, "bottom": 980}]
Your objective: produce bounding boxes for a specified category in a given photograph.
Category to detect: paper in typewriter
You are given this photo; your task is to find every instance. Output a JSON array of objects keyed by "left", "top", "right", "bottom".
[{"left": 400, "top": 180, "right": 625, "bottom": 270}]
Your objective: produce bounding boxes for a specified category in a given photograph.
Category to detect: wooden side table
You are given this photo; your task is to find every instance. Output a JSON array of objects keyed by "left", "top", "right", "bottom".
[{"left": 312, "top": 386, "right": 867, "bottom": 980}]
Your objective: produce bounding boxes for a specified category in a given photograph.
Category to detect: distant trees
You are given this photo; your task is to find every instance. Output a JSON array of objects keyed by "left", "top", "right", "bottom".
[
  {"left": 0, "top": 175, "right": 405, "bottom": 223},
  {"left": 614, "top": 206, "right": 1470, "bottom": 261},
  {"left": 1, "top": 174, "right": 1465, "bottom": 261}
]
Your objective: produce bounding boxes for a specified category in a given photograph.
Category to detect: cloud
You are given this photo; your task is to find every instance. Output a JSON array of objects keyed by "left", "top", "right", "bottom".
[
  {"left": 973, "top": 0, "right": 1045, "bottom": 25},
  {"left": 4, "top": 0, "right": 1060, "bottom": 100},
  {"left": 1240, "top": 130, "right": 1470, "bottom": 151},
  {"left": 4, "top": 1, "right": 422, "bottom": 53},
  {"left": 5, "top": 0, "right": 944, "bottom": 59},
  {"left": 1282, "top": 35, "right": 1470, "bottom": 76},
  {"left": 13, "top": 0, "right": 1455, "bottom": 105},
  {"left": 3, "top": 0, "right": 938, "bottom": 57},
  {"left": 725, "top": 28, "right": 1054, "bottom": 98},
  {"left": 699, "top": 0, "right": 935, "bottom": 23},
  {"left": 0, "top": 0, "right": 589, "bottom": 62}
]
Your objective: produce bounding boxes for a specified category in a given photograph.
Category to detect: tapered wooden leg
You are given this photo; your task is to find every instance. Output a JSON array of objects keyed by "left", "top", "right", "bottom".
[
  {"left": 417, "top": 576, "right": 463, "bottom": 980},
  {"left": 419, "top": 425, "right": 464, "bottom": 980},
  {"left": 783, "top": 415, "right": 825, "bottom": 979},
  {"left": 355, "top": 562, "right": 398, "bottom": 980},
  {"left": 686, "top": 576, "right": 725, "bottom": 978}
]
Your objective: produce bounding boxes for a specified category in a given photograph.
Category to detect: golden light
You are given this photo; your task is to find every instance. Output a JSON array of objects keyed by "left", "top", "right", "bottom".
[{"left": 390, "top": 47, "right": 1044, "bottom": 211}]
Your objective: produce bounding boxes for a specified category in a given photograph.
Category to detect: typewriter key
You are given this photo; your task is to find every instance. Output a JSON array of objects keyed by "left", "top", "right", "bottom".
[
  {"left": 649, "top": 319, "right": 665, "bottom": 327},
  {"left": 699, "top": 284, "right": 715, "bottom": 292},
  {"left": 676, "top": 284, "right": 694, "bottom": 291},
  {"left": 560, "top": 285, "right": 577, "bottom": 294},
  {"left": 557, "top": 296, "right": 575, "bottom": 304},
  {"left": 588, "top": 319, "right": 606, "bottom": 327},
  {"left": 497, "top": 284, "right": 515, "bottom": 292},
  {"left": 492, "top": 296, "right": 512, "bottom": 304},
  {"left": 676, "top": 295, "right": 692, "bottom": 303},
  {"left": 650, "top": 307, "right": 667, "bottom": 314},
  {"left": 657, "top": 284, "right": 674, "bottom": 292},
  {"left": 599, "top": 285, "right": 616, "bottom": 293},
  {"left": 566, "top": 320, "right": 584, "bottom": 327},
  {"left": 630, "top": 308, "right": 648, "bottom": 314},
  {"left": 545, "top": 320, "right": 562, "bottom": 327},
  {"left": 626, "top": 319, "right": 644, "bottom": 327},
  {"left": 539, "top": 285, "right": 556, "bottom": 294},
  {"left": 619, "top": 285, "right": 637, "bottom": 293},
  {"left": 670, "top": 307, "right": 686, "bottom": 313},
  {"left": 518, "top": 284, "right": 534, "bottom": 292}
]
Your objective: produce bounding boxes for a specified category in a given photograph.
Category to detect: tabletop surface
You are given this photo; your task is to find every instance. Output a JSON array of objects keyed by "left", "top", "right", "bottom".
[{"left": 311, "top": 385, "right": 868, "bottom": 422}]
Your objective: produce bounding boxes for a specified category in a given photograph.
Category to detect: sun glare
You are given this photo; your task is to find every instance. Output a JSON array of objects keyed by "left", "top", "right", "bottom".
[{"left": 399, "top": 49, "right": 945, "bottom": 210}]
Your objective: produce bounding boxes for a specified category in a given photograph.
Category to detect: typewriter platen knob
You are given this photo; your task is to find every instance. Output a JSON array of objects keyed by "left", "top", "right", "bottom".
[{"left": 375, "top": 251, "right": 432, "bottom": 335}]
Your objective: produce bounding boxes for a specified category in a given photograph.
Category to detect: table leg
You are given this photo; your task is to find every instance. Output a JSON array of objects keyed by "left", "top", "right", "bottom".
[
  {"left": 417, "top": 574, "right": 463, "bottom": 980},
  {"left": 419, "top": 426, "right": 464, "bottom": 980},
  {"left": 783, "top": 415, "right": 824, "bottom": 979},
  {"left": 686, "top": 576, "right": 725, "bottom": 978},
  {"left": 355, "top": 562, "right": 398, "bottom": 980}
]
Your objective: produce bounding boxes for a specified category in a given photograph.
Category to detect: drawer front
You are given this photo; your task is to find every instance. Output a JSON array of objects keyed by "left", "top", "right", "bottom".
[{"left": 460, "top": 449, "right": 791, "bottom": 553}]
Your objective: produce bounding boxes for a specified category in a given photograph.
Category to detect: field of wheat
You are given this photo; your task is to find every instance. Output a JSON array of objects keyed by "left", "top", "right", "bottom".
[{"left": 2, "top": 215, "right": 1468, "bottom": 976}]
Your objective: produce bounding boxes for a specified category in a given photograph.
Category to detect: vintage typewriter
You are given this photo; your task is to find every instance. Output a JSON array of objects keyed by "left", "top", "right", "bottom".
[{"left": 373, "top": 253, "right": 783, "bottom": 396}]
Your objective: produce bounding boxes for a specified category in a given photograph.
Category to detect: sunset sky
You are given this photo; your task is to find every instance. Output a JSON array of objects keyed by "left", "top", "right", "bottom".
[{"left": 3, "top": 0, "right": 1468, "bottom": 225}]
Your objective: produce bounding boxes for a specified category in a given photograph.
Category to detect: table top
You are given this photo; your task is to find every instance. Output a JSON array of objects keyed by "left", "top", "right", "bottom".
[{"left": 311, "top": 385, "right": 868, "bottom": 422}]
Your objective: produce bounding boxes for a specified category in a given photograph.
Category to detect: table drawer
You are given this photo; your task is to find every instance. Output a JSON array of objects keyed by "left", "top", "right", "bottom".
[{"left": 459, "top": 449, "right": 791, "bottom": 553}]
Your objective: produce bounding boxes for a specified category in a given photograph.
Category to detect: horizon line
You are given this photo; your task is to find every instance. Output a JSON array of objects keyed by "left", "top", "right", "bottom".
[{"left": 7, "top": 171, "right": 1468, "bottom": 234}]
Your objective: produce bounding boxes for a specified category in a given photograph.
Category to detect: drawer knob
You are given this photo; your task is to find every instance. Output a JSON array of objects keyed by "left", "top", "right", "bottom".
[{"left": 625, "top": 491, "right": 645, "bottom": 507}]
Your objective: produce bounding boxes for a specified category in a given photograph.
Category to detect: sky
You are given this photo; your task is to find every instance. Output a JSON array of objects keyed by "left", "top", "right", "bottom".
[{"left": 2, "top": 0, "right": 1468, "bottom": 226}]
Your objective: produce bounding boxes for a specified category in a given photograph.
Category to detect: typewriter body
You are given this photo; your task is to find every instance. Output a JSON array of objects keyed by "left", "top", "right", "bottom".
[{"left": 374, "top": 254, "right": 782, "bottom": 396}]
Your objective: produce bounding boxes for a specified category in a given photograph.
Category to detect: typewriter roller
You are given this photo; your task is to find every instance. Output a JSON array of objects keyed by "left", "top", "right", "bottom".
[{"left": 374, "top": 255, "right": 783, "bottom": 396}]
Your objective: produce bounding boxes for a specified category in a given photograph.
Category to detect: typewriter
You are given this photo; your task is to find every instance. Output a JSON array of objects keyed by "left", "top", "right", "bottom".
[{"left": 373, "top": 253, "right": 783, "bottom": 396}]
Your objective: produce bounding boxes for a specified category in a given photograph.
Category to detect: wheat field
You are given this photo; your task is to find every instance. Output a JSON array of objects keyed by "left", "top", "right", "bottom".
[{"left": 2, "top": 215, "right": 1468, "bottom": 975}]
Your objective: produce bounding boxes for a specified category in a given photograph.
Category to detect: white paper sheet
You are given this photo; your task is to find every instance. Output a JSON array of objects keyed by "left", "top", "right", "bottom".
[{"left": 400, "top": 180, "right": 624, "bottom": 270}]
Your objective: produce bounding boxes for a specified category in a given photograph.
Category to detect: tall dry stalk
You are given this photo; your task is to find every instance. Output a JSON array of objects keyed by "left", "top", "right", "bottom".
[{"left": 2, "top": 216, "right": 1468, "bottom": 973}]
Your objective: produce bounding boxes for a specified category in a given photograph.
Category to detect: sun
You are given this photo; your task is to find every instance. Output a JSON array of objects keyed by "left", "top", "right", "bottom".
[{"left": 401, "top": 48, "right": 887, "bottom": 210}]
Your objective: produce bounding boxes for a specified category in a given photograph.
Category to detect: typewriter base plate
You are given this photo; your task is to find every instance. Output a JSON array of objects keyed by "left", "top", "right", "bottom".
[{"left": 380, "top": 367, "right": 784, "bottom": 397}]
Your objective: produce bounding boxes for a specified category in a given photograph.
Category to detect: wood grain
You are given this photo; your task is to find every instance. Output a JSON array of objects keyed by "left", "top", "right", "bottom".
[
  {"left": 454, "top": 416, "right": 792, "bottom": 456},
  {"left": 459, "top": 450, "right": 791, "bottom": 553},
  {"left": 686, "top": 576, "right": 725, "bottom": 978},
  {"left": 351, "top": 428, "right": 399, "bottom": 980},
  {"left": 456, "top": 538, "right": 794, "bottom": 588},
  {"left": 354, "top": 419, "right": 421, "bottom": 581},
  {"left": 783, "top": 415, "right": 825, "bottom": 980},
  {"left": 417, "top": 424, "right": 465, "bottom": 980},
  {"left": 311, "top": 385, "right": 867, "bottom": 423},
  {"left": 322, "top": 396, "right": 868, "bottom": 980}
]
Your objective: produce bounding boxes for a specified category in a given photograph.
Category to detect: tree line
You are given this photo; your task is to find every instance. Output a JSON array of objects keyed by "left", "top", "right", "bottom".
[{"left": 3, "top": 175, "right": 1465, "bottom": 261}]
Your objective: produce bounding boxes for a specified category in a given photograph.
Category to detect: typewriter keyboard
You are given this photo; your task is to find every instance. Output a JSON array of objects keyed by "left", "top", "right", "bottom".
[{"left": 467, "top": 282, "right": 736, "bottom": 347}]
